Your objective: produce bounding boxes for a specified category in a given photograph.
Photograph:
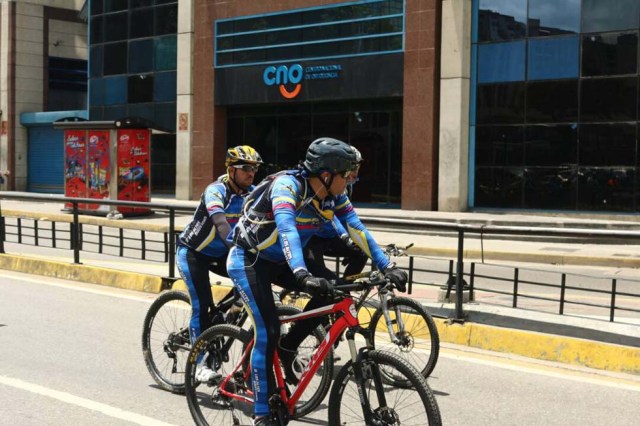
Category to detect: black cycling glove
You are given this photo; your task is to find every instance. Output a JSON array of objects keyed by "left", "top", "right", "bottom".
[
  {"left": 294, "top": 270, "right": 333, "bottom": 296},
  {"left": 384, "top": 264, "right": 408, "bottom": 292}
]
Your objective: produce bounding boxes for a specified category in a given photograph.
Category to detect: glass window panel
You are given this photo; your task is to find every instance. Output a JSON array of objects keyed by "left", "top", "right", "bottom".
[
  {"left": 524, "top": 125, "right": 577, "bottom": 166},
  {"left": 91, "top": 0, "right": 103, "bottom": 15},
  {"left": 577, "top": 167, "right": 635, "bottom": 211},
  {"left": 477, "top": 0, "right": 527, "bottom": 42},
  {"left": 103, "top": 76, "right": 127, "bottom": 105},
  {"left": 104, "top": 12, "right": 128, "bottom": 42},
  {"left": 89, "top": 45, "right": 103, "bottom": 78},
  {"left": 128, "top": 103, "right": 155, "bottom": 123},
  {"left": 528, "top": 36, "right": 579, "bottom": 80},
  {"left": 155, "top": 102, "right": 176, "bottom": 132},
  {"left": 579, "top": 123, "right": 636, "bottom": 166},
  {"left": 90, "top": 16, "right": 104, "bottom": 44},
  {"left": 128, "top": 75, "right": 154, "bottom": 103},
  {"left": 478, "top": 41, "right": 525, "bottom": 83},
  {"left": 103, "top": 105, "right": 127, "bottom": 121},
  {"left": 154, "top": 71, "right": 176, "bottom": 102},
  {"left": 103, "top": 42, "right": 128, "bottom": 75},
  {"left": 582, "top": 0, "right": 640, "bottom": 33},
  {"left": 89, "top": 106, "right": 104, "bottom": 121},
  {"left": 523, "top": 167, "right": 577, "bottom": 209},
  {"left": 528, "top": 0, "right": 580, "bottom": 37},
  {"left": 475, "top": 126, "right": 524, "bottom": 166},
  {"left": 155, "top": 4, "right": 178, "bottom": 36},
  {"left": 217, "top": 21, "right": 234, "bottom": 36},
  {"left": 89, "top": 78, "right": 104, "bottom": 105},
  {"left": 156, "top": 0, "right": 178, "bottom": 4},
  {"left": 580, "top": 77, "right": 637, "bottom": 122},
  {"left": 130, "top": 8, "right": 154, "bottom": 39},
  {"left": 129, "top": 39, "right": 154, "bottom": 73},
  {"left": 232, "top": 32, "right": 268, "bottom": 49},
  {"left": 104, "top": 0, "right": 127, "bottom": 13},
  {"left": 131, "top": 0, "right": 154, "bottom": 8},
  {"left": 476, "top": 82, "right": 525, "bottom": 124},
  {"left": 526, "top": 80, "right": 578, "bottom": 123},
  {"left": 278, "top": 115, "right": 313, "bottom": 170},
  {"left": 474, "top": 167, "right": 524, "bottom": 208},
  {"left": 154, "top": 36, "right": 177, "bottom": 71},
  {"left": 582, "top": 32, "right": 638, "bottom": 77}
]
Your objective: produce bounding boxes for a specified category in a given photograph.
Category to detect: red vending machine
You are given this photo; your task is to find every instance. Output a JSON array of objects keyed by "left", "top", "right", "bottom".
[{"left": 57, "top": 118, "right": 154, "bottom": 216}]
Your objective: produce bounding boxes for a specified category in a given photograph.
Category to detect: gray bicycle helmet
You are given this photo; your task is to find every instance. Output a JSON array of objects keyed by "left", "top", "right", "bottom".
[{"left": 303, "top": 137, "right": 358, "bottom": 175}]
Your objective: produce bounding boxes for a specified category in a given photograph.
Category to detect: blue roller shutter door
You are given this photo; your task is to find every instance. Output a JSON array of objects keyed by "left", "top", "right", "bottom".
[{"left": 28, "top": 127, "right": 64, "bottom": 193}]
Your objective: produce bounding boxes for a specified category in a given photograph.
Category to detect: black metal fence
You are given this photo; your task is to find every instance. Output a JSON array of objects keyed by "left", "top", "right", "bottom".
[{"left": 1, "top": 192, "right": 640, "bottom": 325}]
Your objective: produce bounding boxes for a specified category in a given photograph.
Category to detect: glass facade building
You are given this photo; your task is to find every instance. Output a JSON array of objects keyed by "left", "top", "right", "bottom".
[{"left": 472, "top": 0, "right": 640, "bottom": 212}]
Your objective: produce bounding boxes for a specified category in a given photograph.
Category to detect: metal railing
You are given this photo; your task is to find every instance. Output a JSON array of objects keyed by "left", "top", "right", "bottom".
[{"left": 1, "top": 192, "right": 640, "bottom": 324}]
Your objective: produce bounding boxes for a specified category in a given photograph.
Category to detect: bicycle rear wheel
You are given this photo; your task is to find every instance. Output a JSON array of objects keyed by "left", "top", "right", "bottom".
[
  {"left": 141, "top": 290, "right": 191, "bottom": 393},
  {"left": 185, "top": 324, "right": 254, "bottom": 426},
  {"left": 328, "top": 350, "right": 442, "bottom": 425},
  {"left": 369, "top": 296, "right": 440, "bottom": 383}
]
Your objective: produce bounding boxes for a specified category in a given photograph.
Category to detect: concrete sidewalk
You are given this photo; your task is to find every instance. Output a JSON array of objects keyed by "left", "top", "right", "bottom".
[{"left": 0, "top": 195, "right": 639, "bottom": 376}]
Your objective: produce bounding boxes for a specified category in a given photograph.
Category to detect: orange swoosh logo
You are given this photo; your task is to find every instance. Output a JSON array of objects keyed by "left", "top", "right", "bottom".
[{"left": 279, "top": 84, "right": 301, "bottom": 99}]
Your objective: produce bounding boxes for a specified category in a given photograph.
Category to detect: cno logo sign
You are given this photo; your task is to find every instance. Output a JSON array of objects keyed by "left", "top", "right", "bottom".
[{"left": 263, "top": 64, "right": 303, "bottom": 99}]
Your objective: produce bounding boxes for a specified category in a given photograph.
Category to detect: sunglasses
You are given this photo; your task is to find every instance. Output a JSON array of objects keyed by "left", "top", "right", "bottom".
[{"left": 232, "top": 164, "right": 259, "bottom": 173}]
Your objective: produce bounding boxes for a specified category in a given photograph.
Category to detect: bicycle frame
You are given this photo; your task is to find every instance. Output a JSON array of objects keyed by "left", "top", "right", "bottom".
[{"left": 217, "top": 295, "right": 363, "bottom": 415}]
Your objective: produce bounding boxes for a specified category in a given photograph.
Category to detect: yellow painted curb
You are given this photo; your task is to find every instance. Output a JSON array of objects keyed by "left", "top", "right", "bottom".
[
  {"left": 435, "top": 319, "right": 640, "bottom": 374},
  {"left": 0, "top": 254, "right": 163, "bottom": 293}
]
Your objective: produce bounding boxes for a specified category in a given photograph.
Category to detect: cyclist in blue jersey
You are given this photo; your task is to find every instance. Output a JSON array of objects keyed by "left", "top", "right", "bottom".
[
  {"left": 177, "top": 145, "right": 262, "bottom": 382},
  {"left": 227, "top": 138, "right": 408, "bottom": 426},
  {"left": 303, "top": 145, "right": 368, "bottom": 281}
]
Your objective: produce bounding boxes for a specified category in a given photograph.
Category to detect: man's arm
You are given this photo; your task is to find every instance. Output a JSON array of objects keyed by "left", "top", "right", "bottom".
[
  {"left": 271, "top": 177, "right": 307, "bottom": 274},
  {"left": 204, "top": 183, "right": 233, "bottom": 248}
]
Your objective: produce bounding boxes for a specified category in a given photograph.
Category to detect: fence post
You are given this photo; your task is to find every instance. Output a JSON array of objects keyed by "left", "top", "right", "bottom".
[
  {"left": 559, "top": 273, "right": 566, "bottom": 315},
  {"left": 0, "top": 200, "right": 4, "bottom": 253},
  {"left": 469, "top": 262, "right": 475, "bottom": 301},
  {"left": 169, "top": 208, "right": 176, "bottom": 277},
  {"left": 408, "top": 256, "right": 414, "bottom": 294},
  {"left": 610, "top": 279, "right": 617, "bottom": 322},
  {"left": 454, "top": 230, "right": 465, "bottom": 321},
  {"left": 512, "top": 268, "right": 519, "bottom": 308},
  {"left": 72, "top": 201, "right": 80, "bottom": 264}
]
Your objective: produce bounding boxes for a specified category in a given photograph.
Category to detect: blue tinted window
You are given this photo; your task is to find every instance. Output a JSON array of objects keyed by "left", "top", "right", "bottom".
[
  {"left": 103, "top": 76, "right": 127, "bottom": 105},
  {"left": 478, "top": 0, "right": 526, "bottom": 42},
  {"left": 129, "top": 39, "right": 154, "bottom": 73},
  {"left": 154, "top": 71, "right": 176, "bottom": 102},
  {"left": 582, "top": 0, "right": 640, "bottom": 33},
  {"left": 89, "top": 79, "right": 104, "bottom": 105},
  {"left": 478, "top": 41, "right": 525, "bottom": 83},
  {"left": 528, "top": 36, "right": 579, "bottom": 80},
  {"left": 528, "top": 0, "right": 580, "bottom": 37}
]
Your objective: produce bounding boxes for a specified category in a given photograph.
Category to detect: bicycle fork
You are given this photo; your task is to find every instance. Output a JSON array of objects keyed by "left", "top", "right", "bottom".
[
  {"left": 346, "top": 328, "right": 389, "bottom": 426},
  {"left": 380, "top": 291, "right": 405, "bottom": 344}
]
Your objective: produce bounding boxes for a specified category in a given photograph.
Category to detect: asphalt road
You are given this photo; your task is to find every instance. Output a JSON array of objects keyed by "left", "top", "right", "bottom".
[{"left": 1, "top": 271, "right": 639, "bottom": 425}]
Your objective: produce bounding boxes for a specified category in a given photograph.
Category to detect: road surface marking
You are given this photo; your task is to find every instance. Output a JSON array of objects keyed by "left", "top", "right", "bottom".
[{"left": 0, "top": 375, "right": 177, "bottom": 426}]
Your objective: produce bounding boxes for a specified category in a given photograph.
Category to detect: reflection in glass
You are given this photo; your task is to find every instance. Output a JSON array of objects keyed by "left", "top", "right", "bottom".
[
  {"left": 476, "top": 83, "right": 525, "bottom": 124},
  {"left": 528, "top": 0, "right": 580, "bottom": 37},
  {"left": 478, "top": 41, "right": 526, "bottom": 83},
  {"left": 128, "top": 75, "right": 154, "bottom": 103},
  {"left": 580, "top": 77, "right": 637, "bottom": 122},
  {"left": 475, "top": 126, "right": 523, "bottom": 166},
  {"left": 582, "top": 32, "right": 638, "bottom": 76},
  {"left": 524, "top": 167, "right": 577, "bottom": 209},
  {"left": 526, "top": 80, "right": 578, "bottom": 123},
  {"left": 527, "top": 36, "right": 579, "bottom": 80},
  {"left": 579, "top": 124, "right": 636, "bottom": 166},
  {"left": 525, "top": 125, "right": 577, "bottom": 166},
  {"left": 474, "top": 167, "right": 524, "bottom": 208},
  {"left": 577, "top": 167, "right": 635, "bottom": 211},
  {"left": 478, "top": 0, "right": 527, "bottom": 42},
  {"left": 582, "top": 0, "right": 640, "bottom": 33}
]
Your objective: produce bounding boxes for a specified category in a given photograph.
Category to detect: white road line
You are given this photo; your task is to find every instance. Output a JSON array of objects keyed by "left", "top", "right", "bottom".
[
  {"left": 0, "top": 375, "right": 177, "bottom": 426},
  {"left": 439, "top": 349, "right": 640, "bottom": 392}
]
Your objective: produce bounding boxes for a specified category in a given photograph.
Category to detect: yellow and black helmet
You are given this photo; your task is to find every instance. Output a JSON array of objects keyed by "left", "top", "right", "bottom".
[{"left": 225, "top": 145, "right": 263, "bottom": 167}]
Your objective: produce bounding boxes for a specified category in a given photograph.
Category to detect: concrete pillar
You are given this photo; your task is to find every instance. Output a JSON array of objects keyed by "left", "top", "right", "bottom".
[{"left": 438, "top": 0, "right": 471, "bottom": 212}]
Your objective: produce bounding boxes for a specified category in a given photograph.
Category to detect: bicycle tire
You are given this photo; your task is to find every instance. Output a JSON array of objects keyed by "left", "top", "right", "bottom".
[
  {"left": 185, "top": 324, "right": 254, "bottom": 426},
  {"left": 328, "top": 350, "right": 442, "bottom": 426},
  {"left": 141, "top": 290, "right": 192, "bottom": 393},
  {"left": 369, "top": 296, "right": 440, "bottom": 383},
  {"left": 276, "top": 304, "right": 334, "bottom": 419}
]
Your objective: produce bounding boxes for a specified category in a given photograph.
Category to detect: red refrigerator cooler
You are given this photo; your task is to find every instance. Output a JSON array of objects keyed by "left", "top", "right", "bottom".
[{"left": 60, "top": 119, "right": 153, "bottom": 216}]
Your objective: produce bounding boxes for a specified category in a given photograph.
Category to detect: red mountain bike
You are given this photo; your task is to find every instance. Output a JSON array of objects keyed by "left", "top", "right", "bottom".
[{"left": 184, "top": 272, "right": 442, "bottom": 425}]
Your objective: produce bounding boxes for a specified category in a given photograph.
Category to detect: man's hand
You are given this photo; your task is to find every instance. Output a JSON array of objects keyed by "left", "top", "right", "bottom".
[
  {"left": 294, "top": 270, "right": 333, "bottom": 296},
  {"left": 384, "top": 265, "right": 408, "bottom": 292}
]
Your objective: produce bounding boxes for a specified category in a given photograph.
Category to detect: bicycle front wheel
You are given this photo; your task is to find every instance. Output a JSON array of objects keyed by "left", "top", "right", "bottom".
[
  {"left": 328, "top": 350, "right": 442, "bottom": 426},
  {"left": 369, "top": 296, "right": 440, "bottom": 383},
  {"left": 185, "top": 324, "right": 254, "bottom": 426},
  {"left": 141, "top": 290, "right": 191, "bottom": 393}
]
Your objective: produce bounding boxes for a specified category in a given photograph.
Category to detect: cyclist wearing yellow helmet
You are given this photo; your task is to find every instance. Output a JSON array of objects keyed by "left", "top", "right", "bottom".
[{"left": 177, "top": 145, "right": 262, "bottom": 382}]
